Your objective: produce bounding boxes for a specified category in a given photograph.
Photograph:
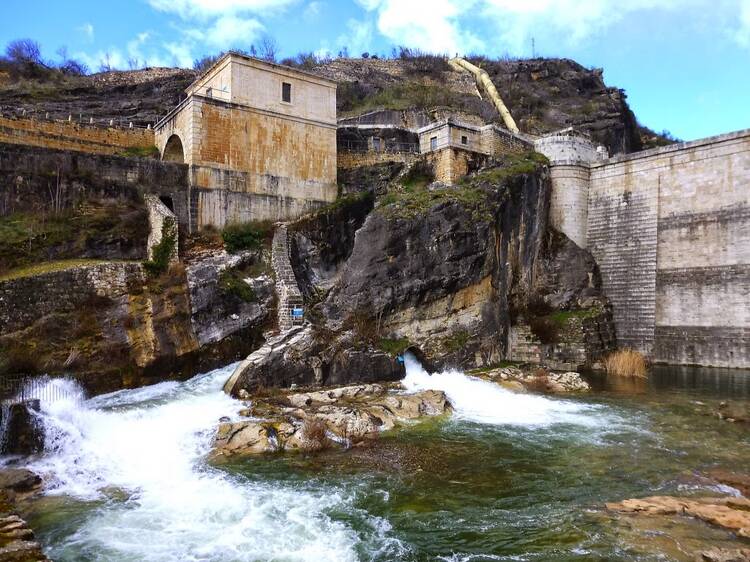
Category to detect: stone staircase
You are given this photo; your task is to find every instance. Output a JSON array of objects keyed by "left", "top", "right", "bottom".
[
  {"left": 508, "top": 323, "right": 544, "bottom": 364},
  {"left": 271, "top": 224, "right": 305, "bottom": 331}
]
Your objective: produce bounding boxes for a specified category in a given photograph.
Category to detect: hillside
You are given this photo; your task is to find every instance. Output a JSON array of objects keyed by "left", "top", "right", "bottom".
[{"left": 0, "top": 55, "right": 670, "bottom": 154}]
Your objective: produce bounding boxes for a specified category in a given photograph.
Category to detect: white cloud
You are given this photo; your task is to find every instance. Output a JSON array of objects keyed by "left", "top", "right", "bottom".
[
  {"left": 78, "top": 23, "right": 95, "bottom": 42},
  {"left": 335, "top": 18, "right": 375, "bottom": 56},
  {"left": 304, "top": 1, "right": 323, "bottom": 20},
  {"left": 358, "top": 0, "right": 698, "bottom": 55},
  {"left": 735, "top": 0, "right": 750, "bottom": 47},
  {"left": 359, "top": 0, "right": 483, "bottom": 54},
  {"left": 202, "top": 15, "right": 265, "bottom": 47},
  {"left": 147, "top": 0, "right": 296, "bottom": 18}
]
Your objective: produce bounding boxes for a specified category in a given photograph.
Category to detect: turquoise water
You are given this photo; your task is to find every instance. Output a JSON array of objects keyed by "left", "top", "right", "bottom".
[{"left": 15, "top": 362, "right": 750, "bottom": 561}]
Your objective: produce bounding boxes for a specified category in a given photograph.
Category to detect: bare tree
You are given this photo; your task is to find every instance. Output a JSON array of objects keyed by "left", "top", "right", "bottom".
[
  {"left": 99, "top": 52, "right": 112, "bottom": 73},
  {"left": 5, "top": 39, "right": 42, "bottom": 64},
  {"left": 258, "top": 35, "right": 277, "bottom": 62},
  {"left": 127, "top": 57, "right": 139, "bottom": 70}
]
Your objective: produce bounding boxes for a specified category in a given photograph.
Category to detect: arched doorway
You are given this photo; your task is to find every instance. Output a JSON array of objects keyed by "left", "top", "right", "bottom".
[{"left": 162, "top": 134, "right": 184, "bottom": 163}]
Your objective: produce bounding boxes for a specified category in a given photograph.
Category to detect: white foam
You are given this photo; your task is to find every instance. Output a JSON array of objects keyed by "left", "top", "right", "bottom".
[
  {"left": 26, "top": 365, "right": 379, "bottom": 562},
  {"left": 401, "top": 354, "right": 601, "bottom": 428}
]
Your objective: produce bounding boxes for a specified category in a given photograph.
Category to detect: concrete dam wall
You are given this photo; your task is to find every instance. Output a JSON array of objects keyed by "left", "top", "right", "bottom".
[{"left": 540, "top": 128, "right": 750, "bottom": 368}]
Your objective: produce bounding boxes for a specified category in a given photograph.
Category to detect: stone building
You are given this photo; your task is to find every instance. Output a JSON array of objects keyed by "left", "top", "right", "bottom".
[{"left": 154, "top": 52, "right": 338, "bottom": 229}]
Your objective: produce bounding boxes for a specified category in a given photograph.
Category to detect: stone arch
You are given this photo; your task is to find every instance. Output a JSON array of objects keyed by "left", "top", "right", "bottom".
[
  {"left": 405, "top": 345, "right": 433, "bottom": 372},
  {"left": 162, "top": 134, "right": 185, "bottom": 163}
]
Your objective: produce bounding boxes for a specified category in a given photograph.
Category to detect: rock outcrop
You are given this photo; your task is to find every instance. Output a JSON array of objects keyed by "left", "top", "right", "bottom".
[
  {"left": 223, "top": 325, "right": 404, "bottom": 396},
  {"left": 299, "top": 157, "right": 615, "bottom": 373},
  {"left": 212, "top": 383, "right": 451, "bottom": 457},
  {"left": 0, "top": 468, "right": 48, "bottom": 562},
  {"left": 607, "top": 495, "right": 750, "bottom": 539},
  {"left": 0, "top": 247, "right": 273, "bottom": 395},
  {"left": 474, "top": 366, "right": 591, "bottom": 393}
]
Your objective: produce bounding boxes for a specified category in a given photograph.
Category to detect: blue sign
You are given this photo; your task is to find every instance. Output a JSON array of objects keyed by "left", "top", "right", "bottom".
[{"left": 291, "top": 307, "right": 304, "bottom": 318}]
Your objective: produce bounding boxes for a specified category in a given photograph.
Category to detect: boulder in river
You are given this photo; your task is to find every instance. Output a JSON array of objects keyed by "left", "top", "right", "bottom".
[
  {"left": 223, "top": 325, "right": 405, "bottom": 397},
  {"left": 606, "top": 495, "right": 750, "bottom": 539},
  {"left": 473, "top": 366, "right": 590, "bottom": 393},
  {"left": 211, "top": 383, "right": 451, "bottom": 457}
]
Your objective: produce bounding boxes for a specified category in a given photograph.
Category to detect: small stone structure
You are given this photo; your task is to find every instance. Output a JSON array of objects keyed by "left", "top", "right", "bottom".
[
  {"left": 154, "top": 52, "right": 338, "bottom": 230},
  {"left": 144, "top": 195, "right": 179, "bottom": 263},
  {"left": 271, "top": 224, "right": 305, "bottom": 331}
]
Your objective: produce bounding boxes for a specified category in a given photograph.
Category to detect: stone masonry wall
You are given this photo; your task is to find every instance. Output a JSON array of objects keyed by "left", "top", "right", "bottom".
[
  {"left": 0, "top": 262, "right": 144, "bottom": 334},
  {"left": 0, "top": 143, "right": 190, "bottom": 227},
  {"left": 337, "top": 150, "right": 418, "bottom": 169},
  {"left": 587, "top": 129, "right": 750, "bottom": 367},
  {"left": 0, "top": 116, "right": 155, "bottom": 155}
]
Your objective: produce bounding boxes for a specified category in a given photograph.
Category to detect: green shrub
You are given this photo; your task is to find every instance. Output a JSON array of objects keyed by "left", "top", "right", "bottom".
[
  {"left": 119, "top": 145, "right": 160, "bottom": 159},
  {"left": 222, "top": 221, "right": 273, "bottom": 252},
  {"left": 378, "top": 338, "right": 410, "bottom": 356},
  {"left": 442, "top": 331, "right": 471, "bottom": 353},
  {"left": 219, "top": 268, "right": 256, "bottom": 302},
  {"left": 143, "top": 218, "right": 176, "bottom": 276}
]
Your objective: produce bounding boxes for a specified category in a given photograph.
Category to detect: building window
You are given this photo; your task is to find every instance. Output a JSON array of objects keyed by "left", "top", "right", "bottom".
[
  {"left": 282, "top": 82, "right": 292, "bottom": 103},
  {"left": 430, "top": 136, "right": 438, "bottom": 151},
  {"left": 372, "top": 137, "right": 382, "bottom": 151},
  {"left": 461, "top": 135, "right": 468, "bottom": 145}
]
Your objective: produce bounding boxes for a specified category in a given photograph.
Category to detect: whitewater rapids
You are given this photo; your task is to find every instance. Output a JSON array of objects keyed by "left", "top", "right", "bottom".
[{"left": 18, "top": 357, "right": 608, "bottom": 561}]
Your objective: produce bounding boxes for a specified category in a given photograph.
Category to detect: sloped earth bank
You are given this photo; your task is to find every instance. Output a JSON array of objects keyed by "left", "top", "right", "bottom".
[{"left": 5, "top": 362, "right": 750, "bottom": 561}]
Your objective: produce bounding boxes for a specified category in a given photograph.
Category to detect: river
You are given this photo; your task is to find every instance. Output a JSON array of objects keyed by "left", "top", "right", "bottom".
[{"left": 10, "top": 357, "right": 750, "bottom": 561}]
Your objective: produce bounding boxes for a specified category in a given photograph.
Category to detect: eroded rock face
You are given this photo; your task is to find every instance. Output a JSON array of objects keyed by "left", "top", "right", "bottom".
[
  {"left": 185, "top": 249, "right": 273, "bottom": 346},
  {"left": 211, "top": 383, "right": 451, "bottom": 457},
  {"left": 475, "top": 366, "right": 590, "bottom": 393},
  {"left": 607, "top": 495, "right": 750, "bottom": 539},
  {"left": 223, "top": 326, "right": 404, "bottom": 397},
  {"left": 0, "top": 468, "right": 48, "bottom": 562}
]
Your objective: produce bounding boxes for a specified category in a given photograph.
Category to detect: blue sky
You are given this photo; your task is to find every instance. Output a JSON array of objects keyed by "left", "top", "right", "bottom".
[{"left": 1, "top": 0, "right": 749, "bottom": 140}]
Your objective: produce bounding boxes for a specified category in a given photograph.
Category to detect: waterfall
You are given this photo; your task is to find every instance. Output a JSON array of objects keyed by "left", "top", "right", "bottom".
[
  {"left": 401, "top": 353, "right": 601, "bottom": 427},
  {"left": 23, "top": 365, "right": 391, "bottom": 562}
]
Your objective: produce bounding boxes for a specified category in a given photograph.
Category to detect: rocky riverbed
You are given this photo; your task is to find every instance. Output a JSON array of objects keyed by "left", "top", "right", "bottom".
[{"left": 212, "top": 382, "right": 452, "bottom": 457}]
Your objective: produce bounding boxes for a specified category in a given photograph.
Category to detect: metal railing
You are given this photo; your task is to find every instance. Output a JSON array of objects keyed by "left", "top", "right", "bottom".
[
  {"left": 337, "top": 140, "right": 420, "bottom": 154},
  {"left": 0, "top": 107, "right": 154, "bottom": 130},
  {"left": 0, "top": 374, "right": 82, "bottom": 405}
]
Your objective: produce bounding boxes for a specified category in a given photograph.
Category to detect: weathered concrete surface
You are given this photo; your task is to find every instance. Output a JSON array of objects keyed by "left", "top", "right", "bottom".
[
  {"left": 0, "top": 115, "right": 154, "bottom": 155},
  {"left": 155, "top": 54, "right": 338, "bottom": 228},
  {"left": 540, "top": 128, "right": 750, "bottom": 368}
]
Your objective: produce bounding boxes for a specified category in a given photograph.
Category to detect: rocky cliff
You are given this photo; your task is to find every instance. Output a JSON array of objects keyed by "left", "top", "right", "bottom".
[
  {"left": 228, "top": 153, "right": 616, "bottom": 395},
  {"left": 0, "top": 55, "right": 669, "bottom": 153}
]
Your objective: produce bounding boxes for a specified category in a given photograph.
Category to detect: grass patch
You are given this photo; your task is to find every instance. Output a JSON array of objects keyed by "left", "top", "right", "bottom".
[
  {"left": 442, "top": 330, "right": 471, "bottom": 354},
  {"left": 604, "top": 349, "right": 648, "bottom": 379},
  {"left": 143, "top": 218, "right": 176, "bottom": 276},
  {"left": 222, "top": 221, "right": 274, "bottom": 253},
  {"left": 0, "top": 259, "right": 114, "bottom": 282},
  {"left": 378, "top": 184, "right": 490, "bottom": 220},
  {"left": 459, "top": 151, "right": 549, "bottom": 188},
  {"left": 378, "top": 337, "right": 410, "bottom": 356},
  {"left": 0, "top": 201, "right": 147, "bottom": 273},
  {"left": 339, "top": 82, "right": 461, "bottom": 117},
  {"left": 219, "top": 268, "right": 256, "bottom": 302},
  {"left": 118, "top": 145, "right": 160, "bottom": 159}
]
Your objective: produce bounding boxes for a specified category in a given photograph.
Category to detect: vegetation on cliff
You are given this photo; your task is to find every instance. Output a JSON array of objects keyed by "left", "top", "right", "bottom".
[{"left": 0, "top": 199, "right": 147, "bottom": 276}]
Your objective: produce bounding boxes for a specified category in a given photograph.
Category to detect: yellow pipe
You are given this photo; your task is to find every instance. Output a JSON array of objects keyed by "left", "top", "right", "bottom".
[{"left": 449, "top": 57, "right": 520, "bottom": 134}]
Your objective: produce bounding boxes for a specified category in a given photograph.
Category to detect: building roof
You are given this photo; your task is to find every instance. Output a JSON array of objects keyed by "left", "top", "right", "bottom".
[{"left": 184, "top": 51, "right": 337, "bottom": 96}]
